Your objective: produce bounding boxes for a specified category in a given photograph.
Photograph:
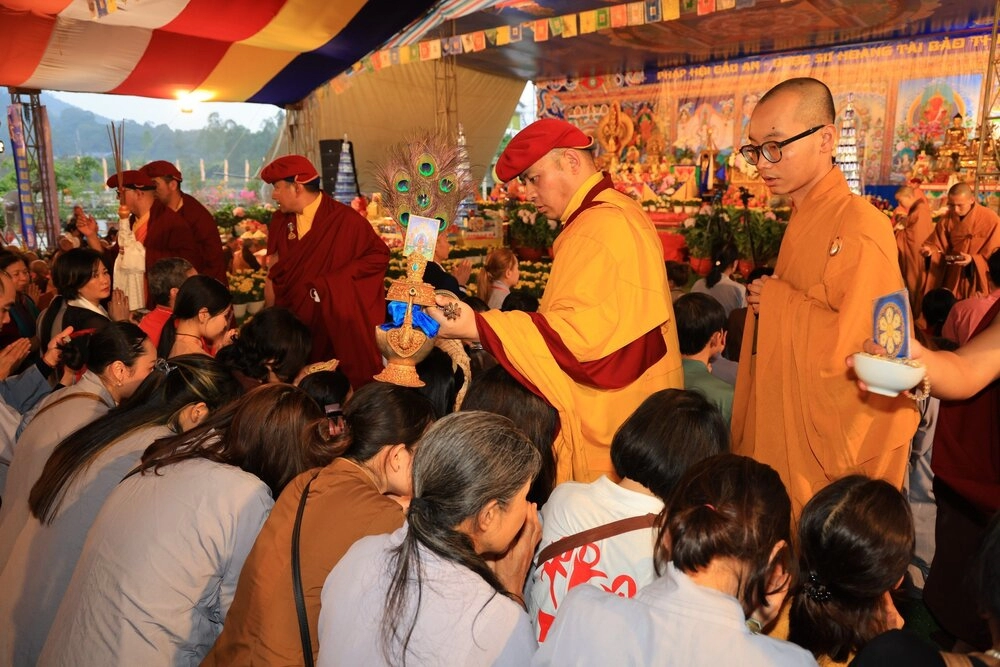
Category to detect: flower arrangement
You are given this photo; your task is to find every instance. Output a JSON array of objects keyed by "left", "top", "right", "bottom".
[
  {"left": 228, "top": 268, "right": 267, "bottom": 304},
  {"left": 507, "top": 203, "right": 560, "bottom": 250},
  {"left": 214, "top": 203, "right": 275, "bottom": 234}
]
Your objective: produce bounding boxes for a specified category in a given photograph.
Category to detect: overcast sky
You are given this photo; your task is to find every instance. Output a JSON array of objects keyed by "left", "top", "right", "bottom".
[{"left": 49, "top": 91, "right": 282, "bottom": 131}]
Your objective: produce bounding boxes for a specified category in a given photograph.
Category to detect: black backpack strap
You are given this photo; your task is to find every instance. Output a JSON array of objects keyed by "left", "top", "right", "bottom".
[{"left": 292, "top": 474, "right": 318, "bottom": 667}]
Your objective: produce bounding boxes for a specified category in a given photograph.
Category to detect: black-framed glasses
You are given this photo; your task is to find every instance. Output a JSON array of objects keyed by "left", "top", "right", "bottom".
[{"left": 739, "top": 124, "right": 826, "bottom": 165}]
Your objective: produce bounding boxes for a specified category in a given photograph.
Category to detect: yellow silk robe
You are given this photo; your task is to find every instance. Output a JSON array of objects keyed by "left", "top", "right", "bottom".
[
  {"left": 923, "top": 203, "right": 1000, "bottom": 300},
  {"left": 732, "top": 168, "right": 919, "bottom": 517},
  {"left": 480, "top": 173, "right": 684, "bottom": 483}
]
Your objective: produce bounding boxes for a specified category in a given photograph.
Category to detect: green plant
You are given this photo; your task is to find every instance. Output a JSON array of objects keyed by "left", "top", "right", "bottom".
[
  {"left": 678, "top": 207, "right": 733, "bottom": 259},
  {"left": 729, "top": 206, "right": 786, "bottom": 265},
  {"left": 508, "top": 203, "right": 559, "bottom": 249}
]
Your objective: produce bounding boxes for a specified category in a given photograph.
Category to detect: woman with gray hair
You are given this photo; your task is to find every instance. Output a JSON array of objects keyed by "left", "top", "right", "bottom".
[{"left": 316, "top": 411, "right": 542, "bottom": 666}]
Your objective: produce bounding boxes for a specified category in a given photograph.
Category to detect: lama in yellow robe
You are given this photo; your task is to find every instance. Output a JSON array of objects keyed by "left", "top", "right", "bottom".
[{"left": 477, "top": 172, "right": 684, "bottom": 483}]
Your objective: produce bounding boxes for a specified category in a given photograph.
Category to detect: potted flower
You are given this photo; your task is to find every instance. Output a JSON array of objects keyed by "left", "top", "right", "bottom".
[
  {"left": 730, "top": 207, "right": 786, "bottom": 270},
  {"left": 247, "top": 269, "right": 267, "bottom": 314},
  {"left": 228, "top": 269, "right": 255, "bottom": 319},
  {"left": 508, "top": 203, "right": 559, "bottom": 261},
  {"left": 678, "top": 206, "right": 733, "bottom": 276}
]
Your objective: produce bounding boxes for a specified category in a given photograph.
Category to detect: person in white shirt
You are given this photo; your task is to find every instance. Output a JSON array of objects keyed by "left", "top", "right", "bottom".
[
  {"left": 691, "top": 243, "right": 747, "bottom": 318},
  {"left": 534, "top": 453, "right": 817, "bottom": 666},
  {"left": 41, "top": 384, "right": 334, "bottom": 667},
  {"left": 317, "top": 411, "right": 541, "bottom": 666},
  {"left": 528, "top": 388, "right": 728, "bottom": 642}
]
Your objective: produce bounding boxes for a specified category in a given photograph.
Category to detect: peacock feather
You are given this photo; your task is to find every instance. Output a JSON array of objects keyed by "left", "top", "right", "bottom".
[{"left": 373, "top": 131, "right": 474, "bottom": 231}]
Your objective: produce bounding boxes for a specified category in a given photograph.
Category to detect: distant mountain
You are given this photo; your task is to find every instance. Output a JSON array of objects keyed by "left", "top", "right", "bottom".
[{"left": 5, "top": 94, "right": 282, "bottom": 178}]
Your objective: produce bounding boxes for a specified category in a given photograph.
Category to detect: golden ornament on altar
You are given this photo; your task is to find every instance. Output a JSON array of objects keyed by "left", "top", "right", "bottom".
[{"left": 597, "top": 102, "right": 634, "bottom": 155}]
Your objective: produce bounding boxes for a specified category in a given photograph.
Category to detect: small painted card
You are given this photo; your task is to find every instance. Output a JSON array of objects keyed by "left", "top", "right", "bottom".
[
  {"left": 402, "top": 215, "right": 440, "bottom": 263},
  {"left": 873, "top": 289, "right": 911, "bottom": 358}
]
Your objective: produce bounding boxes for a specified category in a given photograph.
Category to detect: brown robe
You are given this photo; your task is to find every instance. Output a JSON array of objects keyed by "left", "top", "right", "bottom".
[
  {"left": 923, "top": 202, "right": 1000, "bottom": 300},
  {"left": 895, "top": 199, "right": 934, "bottom": 318},
  {"left": 731, "top": 168, "right": 919, "bottom": 518}
]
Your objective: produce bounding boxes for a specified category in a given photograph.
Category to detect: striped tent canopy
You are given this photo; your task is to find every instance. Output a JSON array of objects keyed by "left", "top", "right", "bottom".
[{"left": 0, "top": 0, "right": 439, "bottom": 106}]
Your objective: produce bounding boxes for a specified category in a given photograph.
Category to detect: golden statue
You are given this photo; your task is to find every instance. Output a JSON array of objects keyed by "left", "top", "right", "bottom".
[
  {"left": 597, "top": 102, "right": 634, "bottom": 155},
  {"left": 941, "top": 113, "right": 969, "bottom": 160}
]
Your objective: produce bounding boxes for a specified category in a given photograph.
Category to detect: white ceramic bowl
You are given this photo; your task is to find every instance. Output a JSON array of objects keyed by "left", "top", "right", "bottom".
[{"left": 851, "top": 352, "right": 925, "bottom": 397}]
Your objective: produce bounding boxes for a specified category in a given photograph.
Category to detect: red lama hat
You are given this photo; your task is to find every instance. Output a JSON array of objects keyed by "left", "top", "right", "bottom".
[
  {"left": 106, "top": 170, "right": 155, "bottom": 191},
  {"left": 493, "top": 118, "right": 595, "bottom": 183},
  {"left": 140, "top": 160, "right": 182, "bottom": 182},
  {"left": 260, "top": 155, "right": 320, "bottom": 185}
]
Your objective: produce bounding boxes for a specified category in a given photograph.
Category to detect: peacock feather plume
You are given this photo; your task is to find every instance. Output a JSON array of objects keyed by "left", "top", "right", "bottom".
[{"left": 373, "top": 131, "right": 474, "bottom": 231}]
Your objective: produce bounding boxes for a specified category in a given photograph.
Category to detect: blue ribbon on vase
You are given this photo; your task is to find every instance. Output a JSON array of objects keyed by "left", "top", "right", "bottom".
[{"left": 380, "top": 301, "right": 440, "bottom": 338}]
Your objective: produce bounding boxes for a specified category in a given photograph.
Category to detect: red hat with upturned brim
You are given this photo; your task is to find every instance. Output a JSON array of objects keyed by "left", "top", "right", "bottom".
[
  {"left": 260, "top": 155, "right": 320, "bottom": 185},
  {"left": 493, "top": 118, "right": 594, "bottom": 183},
  {"left": 140, "top": 160, "right": 182, "bottom": 182},
  {"left": 106, "top": 170, "right": 155, "bottom": 190}
]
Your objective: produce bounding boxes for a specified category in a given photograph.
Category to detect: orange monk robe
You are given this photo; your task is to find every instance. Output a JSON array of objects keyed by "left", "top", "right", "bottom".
[
  {"left": 923, "top": 203, "right": 1000, "bottom": 300},
  {"left": 477, "top": 173, "right": 684, "bottom": 483},
  {"left": 732, "top": 168, "right": 919, "bottom": 517},
  {"left": 895, "top": 198, "right": 934, "bottom": 318}
]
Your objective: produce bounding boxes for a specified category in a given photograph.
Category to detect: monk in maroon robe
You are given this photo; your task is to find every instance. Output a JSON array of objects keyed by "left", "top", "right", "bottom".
[
  {"left": 141, "top": 160, "right": 228, "bottom": 283},
  {"left": 262, "top": 155, "right": 388, "bottom": 388}
]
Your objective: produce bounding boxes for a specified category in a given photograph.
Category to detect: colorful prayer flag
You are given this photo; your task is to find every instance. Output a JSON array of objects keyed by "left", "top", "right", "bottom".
[
  {"left": 534, "top": 19, "right": 549, "bottom": 41},
  {"left": 461, "top": 33, "right": 476, "bottom": 52},
  {"left": 472, "top": 30, "right": 487, "bottom": 51},
  {"left": 596, "top": 8, "right": 610, "bottom": 30},
  {"left": 717, "top": 0, "right": 736, "bottom": 9},
  {"left": 645, "top": 0, "right": 661, "bottom": 23},
  {"left": 663, "top": 0, "right": 680, "bottom": 20},
  {"left": 697, "top": 0, "right": 714, "bottom": 14},
  {"left": 610, "top": 4, "right": 628, "bottom": 27},
  {"left": 562, "top": 14, "right": 578, "bottom": 37},
  {"left": 497, "top": 25, "right": 511, "bottom": 45},
  {"left": 390, "top": 48, "right": 401, "bottom": 65},
  {"left": 680, "top": 0, "right": 697, "bottom": 14},
  {"left": 579, "top": 10, "right": 597, "bottom": 34},
  {"left": 628, "top": 2, "right": 646, "bottom": 25},
  {"left": 510, "top": 24, "right": 523, "bottom": 41},
  {"left": 549, "top": 17, "right": 564, "bottom": 36}
]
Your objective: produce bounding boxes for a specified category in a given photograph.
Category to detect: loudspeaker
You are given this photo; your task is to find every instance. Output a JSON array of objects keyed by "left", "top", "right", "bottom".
[{"left": 318, "top": 139, "right": 359, "bottom": 196}]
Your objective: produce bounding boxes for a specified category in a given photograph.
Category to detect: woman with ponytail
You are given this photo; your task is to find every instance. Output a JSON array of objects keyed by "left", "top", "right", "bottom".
[
  {"left": 788, "top": 476, "right": 913, "bottom": 664},
  {"left": 0, "top": 322, "right": 156, "bottom": 568},
  {"left": 316, "top": 411, "right": 541, "bottom": 666},
  {"left": 41, "top": 383, "right": 333, "bottom": 666},
  {"left": 0, "top": 356, "right": 241, "bottom": 665},
  {"left": 535, "top": 454, "right": 815, "bottom": 666},
  {"left": 691, "top": 243, "right": 746, "bottom": 317},
  {"left": 158, "top": 274, "right": 235, "bottom": 358},
  {"left": 476, "top": 248, "right": 520, "bottom": 309},
  {"left": 206, "top": 382, "right": 436, "bottom": 666}
]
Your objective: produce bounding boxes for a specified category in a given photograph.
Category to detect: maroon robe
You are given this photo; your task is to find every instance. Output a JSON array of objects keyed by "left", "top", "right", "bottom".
[
  {"left": 144, "top": 200, "right": 205, "bottom": 277},
  {"left": 177, "top": 192, "right": 227, "bottom": 283},
  {"left": 267, "top": 193, "right": 388, "bottom": 388}
]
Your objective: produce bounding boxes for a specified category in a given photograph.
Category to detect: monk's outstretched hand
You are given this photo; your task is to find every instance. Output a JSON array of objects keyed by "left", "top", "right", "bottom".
[{"left": 429, "top": 294, "right": 479, "bottom": 341}]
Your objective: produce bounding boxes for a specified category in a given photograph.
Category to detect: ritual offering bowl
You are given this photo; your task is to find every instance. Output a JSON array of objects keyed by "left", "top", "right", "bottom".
[
  {"left": 851, "top": 352, "right": 926, "bottom": 397},
  {"left": 373, "top": 251, "right": 438, "bottom": 388}
]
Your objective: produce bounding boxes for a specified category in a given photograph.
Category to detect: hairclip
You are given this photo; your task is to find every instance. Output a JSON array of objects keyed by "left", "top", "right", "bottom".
[
  {"left": 154, "top": 358, "right": 176, "bottom": 375},
  {"left": 324, "top": 403, "right": 343, "bottom": 418},
  {"left": 805, "top": 571, "right": 833, "bottom": 603}
]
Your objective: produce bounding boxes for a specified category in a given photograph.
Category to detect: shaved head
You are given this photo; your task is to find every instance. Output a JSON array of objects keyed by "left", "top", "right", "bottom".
[
  {"left": 760, "top": 77, "right": 836, "bottom": 127},
  {"left": 948, "top": 182, "right": 973, "bottom": 198},
  {"left": 896, "top": 185, "right": 914, "bottom": 198}
]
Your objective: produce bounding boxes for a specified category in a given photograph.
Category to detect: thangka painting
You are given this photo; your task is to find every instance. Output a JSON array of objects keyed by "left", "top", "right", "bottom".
[
  {"left": 833, "top": 89, "right": 888, "bottom": 185},
  {"left": 675, "top": 96, "right": 736, "bottom": 156},
  {"left": 891, "top": 75, "right": 983, "bottom": 183}
]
